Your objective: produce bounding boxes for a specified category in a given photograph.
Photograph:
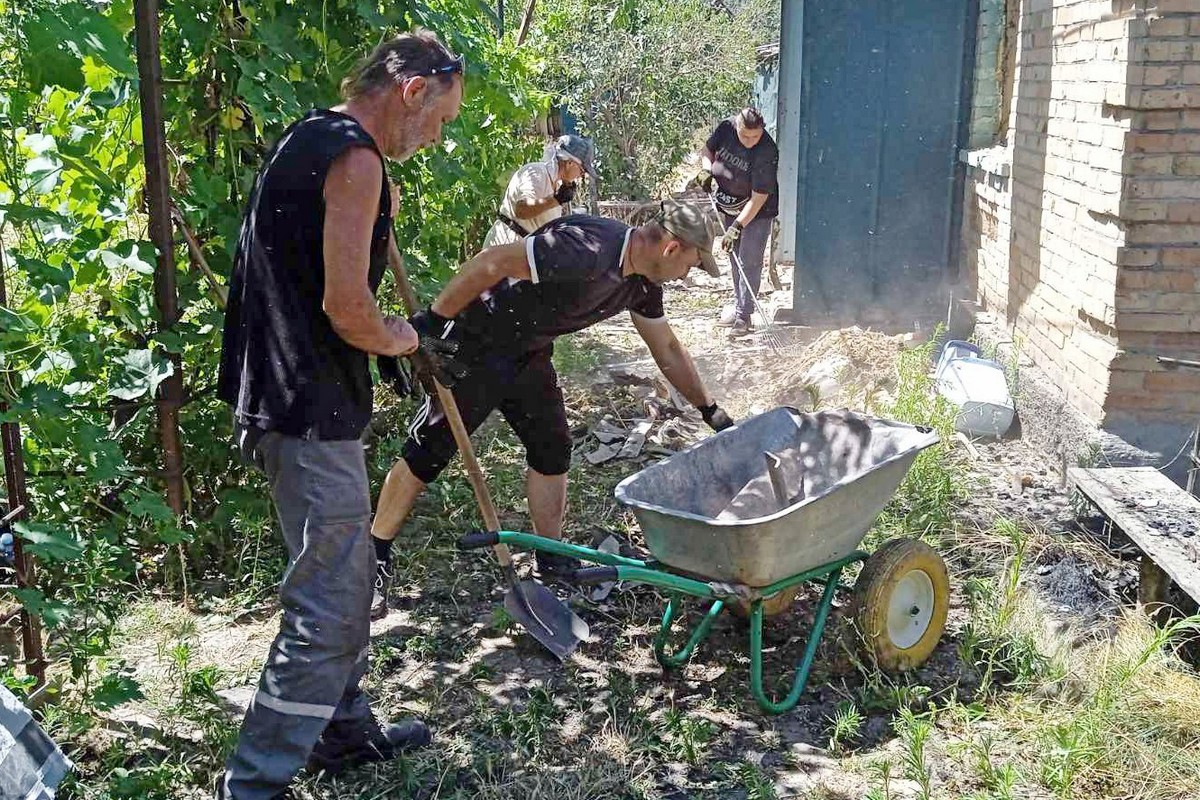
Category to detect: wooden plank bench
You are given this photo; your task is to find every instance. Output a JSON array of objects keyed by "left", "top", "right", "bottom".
[{"left": 1068, "top": 467, "right": 1200, "bottom": 613}]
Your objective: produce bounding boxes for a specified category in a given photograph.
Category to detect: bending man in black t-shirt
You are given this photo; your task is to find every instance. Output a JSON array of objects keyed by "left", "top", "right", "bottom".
[
  {"left": 696, "top": 107, "right": 779, "bottom": 337},
  {"left": 369, "top": 201, "right": 736, "bottom": 618},
  {"left": 215, "top": 29, "right": 462, "bottom": 800}
]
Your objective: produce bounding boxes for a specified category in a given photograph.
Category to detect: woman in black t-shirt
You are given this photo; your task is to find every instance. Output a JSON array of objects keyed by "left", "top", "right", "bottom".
[{"left": 696, "top": 107, "right": 779, "bottom": 336}]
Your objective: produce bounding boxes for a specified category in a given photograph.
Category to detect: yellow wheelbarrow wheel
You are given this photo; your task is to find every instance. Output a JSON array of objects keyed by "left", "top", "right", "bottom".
[
  {"left": 853, "top": 538, "right": 949, "bottom": 671},
  {"left": 731, "top": 587, "right": 802, "bottom": 619}
]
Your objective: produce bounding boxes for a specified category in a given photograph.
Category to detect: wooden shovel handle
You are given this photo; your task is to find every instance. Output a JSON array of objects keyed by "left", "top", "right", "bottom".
[{"left": 385, "top": 235, "right": 512, "bottom": 568}]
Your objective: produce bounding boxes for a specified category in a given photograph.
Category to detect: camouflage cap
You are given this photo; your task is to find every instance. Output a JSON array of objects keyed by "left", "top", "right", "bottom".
[{"left": 653, "top": 199, "right": 721, "bottom": 277}]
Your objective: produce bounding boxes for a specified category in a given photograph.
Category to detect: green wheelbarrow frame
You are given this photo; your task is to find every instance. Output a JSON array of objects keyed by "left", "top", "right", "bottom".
[{"left": 460, "top": 529, "right": 869, "bottom": 714}]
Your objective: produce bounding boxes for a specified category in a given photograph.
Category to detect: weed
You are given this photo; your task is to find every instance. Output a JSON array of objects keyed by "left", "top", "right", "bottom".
[
  {"left": 864, "top": 759, "right": 896, "bottom": 800},
  {"left": 826, "top": 700, "right": 864, "bottom": 754},
  {"left": 719, "top": 759, "right": 776, "bottom": 800},
  {"left": 660, "top": 706, "right": 717, "bottom": 765},
  {"left": 894, "top": 706, "right": 934, "bottom": 800},
  {"left": 480, "top": 687, "right": 561, "bottom": 757},
  {"left": 970, "top": 735, "right": 1019, "bottom": 800}
]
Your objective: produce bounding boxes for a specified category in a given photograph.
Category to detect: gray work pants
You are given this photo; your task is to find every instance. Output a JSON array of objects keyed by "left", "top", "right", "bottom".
[
  {"left": 220, "top": 429, "right": 374, "bottom": 800},
  {"left": 721, "top": 213, "right": 773, "bottom": 323}
]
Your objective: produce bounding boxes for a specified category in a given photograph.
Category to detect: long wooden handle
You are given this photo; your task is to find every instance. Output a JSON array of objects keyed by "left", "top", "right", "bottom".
[{"left": 385, "top": 236, "right": 512, "bottom": 567}]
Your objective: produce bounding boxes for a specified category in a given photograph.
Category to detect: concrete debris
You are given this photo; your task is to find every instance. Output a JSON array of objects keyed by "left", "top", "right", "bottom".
[
  {"left": 617, "top": 420, "right": 653, "bottom": 459},
  {"left": 585, "top": 442, "right": 622, "bottom": 465}
]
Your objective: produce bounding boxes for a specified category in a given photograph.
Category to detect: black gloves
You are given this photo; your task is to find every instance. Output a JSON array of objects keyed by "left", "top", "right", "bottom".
[
  {"left": 554, "top": 182, "right": 577, "bottom": 204},
  {"left": 377, "top": 355, "right": 413, "bottom": 397},
  {"left": 699, "top": 403, "right": 734, "bottom": 432},
  {"left": 409, "top": 308, "right": 469, "bottom": 389}
]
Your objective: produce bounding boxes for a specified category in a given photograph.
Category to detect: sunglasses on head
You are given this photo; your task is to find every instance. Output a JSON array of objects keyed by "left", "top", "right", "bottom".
[{"left": 423, "top": 54, "right": 465, "bottom": 77}]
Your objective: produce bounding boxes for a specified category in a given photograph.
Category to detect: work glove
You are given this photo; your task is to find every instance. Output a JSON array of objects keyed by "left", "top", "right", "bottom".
[
  {"left": 694, "top": 169, "right": 714, "bottom": 193},
  {"left": 699, "top": 403, "right": 734, "bottom": 432},
  {"left": 721, "top": 221, "right": 743, "bottom": 253},
  {"left": 409, "top": 308, "right": 470, "bottom": 389},
  {"left": 554, "top": 182, "right": 577, "bottom": 204},
  {"left": 377, "top": 355, "right": 414, "bottom": 398}
]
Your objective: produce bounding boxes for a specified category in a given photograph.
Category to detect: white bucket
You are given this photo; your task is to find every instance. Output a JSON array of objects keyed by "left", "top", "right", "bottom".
[{"left": 935, "top": 341, "right": 1015, "bottom": 438}]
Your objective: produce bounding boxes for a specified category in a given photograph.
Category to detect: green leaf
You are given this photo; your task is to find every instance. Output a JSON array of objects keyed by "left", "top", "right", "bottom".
[
  {"left": 15, "top": 255, "right": 73, "bottom": 293},
  {"left": 90, "top": 666, "right": 144, "bottom": 711},
  {"left": 0, "top": 203, "right": 70, "bottom": 227},
  {"left": 21, "top": 13, "right": 84, "bottom": 91},
  {"left": 20, "top": 3, "right": 136, "bottom": 91},
  {"left": 13, "top": 589, "right": 72, "bottom": 628},
  {"left": 0, "top": 306, "right": 38, "bottom": 335},
  {"left": 99, "top": 241, "right": 155, "bottom": 276},
  {"left": 124, "top": 488, "right": 176, "bottom": 523},
  {"left": 13, "top": 521, "right": 86, "bottom": 562},
  {"left": 107, "top": 348, "right": 174, "bottom": 400},
  {"left": 156, "top": 523, "right": 190, "bottom": 545}
]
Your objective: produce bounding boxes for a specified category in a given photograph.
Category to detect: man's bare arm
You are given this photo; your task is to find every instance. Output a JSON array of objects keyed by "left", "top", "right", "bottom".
[
  {"left": 429, "top": 243, "right": 531, "bottom": 319},
  {"left": 631, "top": 313, "right": 712, "bottom": 408},
  {"left": 322, "top": 147, "right": 417, "bottom": 356}
]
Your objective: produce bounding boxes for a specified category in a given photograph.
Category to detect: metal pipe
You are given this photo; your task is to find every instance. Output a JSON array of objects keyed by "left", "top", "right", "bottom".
[
  {"left": 134, "top": 0, "right": 186, "bottom": 517},
  {"left": 0, "top": 243, "right": 47, "bottom": 687},
  {"left": 1157, "top": 356, "right": 1200, "bottom": 370}
]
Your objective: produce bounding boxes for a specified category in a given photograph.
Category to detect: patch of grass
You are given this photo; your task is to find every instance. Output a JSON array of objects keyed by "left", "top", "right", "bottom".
[
  {"left": 966, "top": 735, "right": 1019, "bottom": 800},
  {"left": 659, "top": 705, "right": 717, "bottom": 765},
  {"left": 476, "top": 687, "right": 562, "bottom": 758},
  {"left": 948, "top": 547, "right": 1200, "bottom": 799},
  {"left": 870, "top": 330, "right": 970, "bottom": 549},
  {"left": 719, "top": 759, "right": 776, "bottom": 800},
  {"left": 957, "top": 520, "right": 1061, "bottom": 695},
  {"left": 864, "top": 759, "right": 897, "bottom": 800},
  {"left": 552, "top": 333, "right": 603, "bottom": 377}
]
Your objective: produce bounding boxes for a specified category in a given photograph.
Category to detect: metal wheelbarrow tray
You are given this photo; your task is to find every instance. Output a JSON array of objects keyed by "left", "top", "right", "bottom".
[{"left": 458, "top": 408, "right": 949, "bottom": 713}]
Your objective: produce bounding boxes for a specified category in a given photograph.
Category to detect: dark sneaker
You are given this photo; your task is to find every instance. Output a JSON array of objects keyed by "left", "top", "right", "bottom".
[
  {"left": 535, "top": 550, "right": 583, "bottom": 579},
  {"left": 729, "top": 318, "right": 752, "bottom": 338},
  {"left": 370, "top": 559, "right": 393, "bottom": 621},
  {"left": 306, "top": 715, "right": 431, "bottom": 776}
]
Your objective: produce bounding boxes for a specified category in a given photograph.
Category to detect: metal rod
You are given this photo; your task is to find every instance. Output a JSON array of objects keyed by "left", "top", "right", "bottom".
[
  {"left": 134, "top": 0, "right": 186, "bottom": 518},
  {"left": 764, "top": 451, "right": 789, "bottom": 508},
  {"left": 749, "top": 567, "right": 844, "bottom": 714},
  {"left": 1157, "top": 356, "right": 1200, "bottom": 370},
  {"left": 490, "top": 531, "right": 649, "bottom": 568},
  {"left": 654, "top": 597, "right": 726, "bottom": 668},
  {"left": 0, "top": 504, "right": 26, "bottom": 527},
  {"left": 1188, "top": 420, "right": 1199, "bottom": 498},
  {"left": 0, "top": 241, "right": 47, "bottom": 688}
]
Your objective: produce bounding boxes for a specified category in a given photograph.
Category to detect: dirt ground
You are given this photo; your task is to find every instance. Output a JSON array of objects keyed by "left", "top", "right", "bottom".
[{"left": 100, "top": 256, "right": 1191, "bottom": 799}]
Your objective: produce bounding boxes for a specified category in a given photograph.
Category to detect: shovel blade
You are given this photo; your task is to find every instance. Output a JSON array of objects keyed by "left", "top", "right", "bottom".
[{"left": 504, "top": 580, "right": 589, "bottom": 660}]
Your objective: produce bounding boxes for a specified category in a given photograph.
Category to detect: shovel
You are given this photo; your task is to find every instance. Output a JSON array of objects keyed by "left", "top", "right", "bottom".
[{"left": 385, "top": 234, "right": 588, "bottom": 660}]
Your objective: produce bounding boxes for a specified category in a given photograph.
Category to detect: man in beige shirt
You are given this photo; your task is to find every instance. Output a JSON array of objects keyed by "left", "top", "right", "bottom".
[{"left": 484, "top": 134, "right": 597, "bottom": 246}]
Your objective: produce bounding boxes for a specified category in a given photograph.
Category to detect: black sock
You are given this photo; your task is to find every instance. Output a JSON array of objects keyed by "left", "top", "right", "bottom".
[{"left": 372, "top": 535, "right": 393, "bottom": 564}]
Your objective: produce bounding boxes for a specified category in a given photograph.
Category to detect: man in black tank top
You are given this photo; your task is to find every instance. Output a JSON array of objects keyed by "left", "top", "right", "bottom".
[{"left": 216, "top": 29, "right": 463, "bottom": 800}]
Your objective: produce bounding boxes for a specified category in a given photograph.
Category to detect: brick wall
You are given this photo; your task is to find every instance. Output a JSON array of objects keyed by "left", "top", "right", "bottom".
[
  {"left": 963, "top": 0, "right": 1200, "bottom": 452},
  {"left": 1110, "top": 2, "right": 1200, "bottom": 430},
  {"left": 968, "top": 0, "right": 1007, "bottom": 148}
]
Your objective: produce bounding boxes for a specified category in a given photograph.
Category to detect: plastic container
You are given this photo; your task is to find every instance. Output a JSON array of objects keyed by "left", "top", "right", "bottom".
[{"left": 934, "top": 340, "right": 1015, "bottom": 438}]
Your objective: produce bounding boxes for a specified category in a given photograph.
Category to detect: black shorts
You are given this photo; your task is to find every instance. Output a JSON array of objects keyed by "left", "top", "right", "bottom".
[{"left": 401, "top": 345, "right": 571, "bottom": 483}]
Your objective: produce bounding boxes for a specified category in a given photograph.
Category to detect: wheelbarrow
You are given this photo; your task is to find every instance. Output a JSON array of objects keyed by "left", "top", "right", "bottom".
[{"left": 459, "top": 408, "right": 951, "bottom": 713}]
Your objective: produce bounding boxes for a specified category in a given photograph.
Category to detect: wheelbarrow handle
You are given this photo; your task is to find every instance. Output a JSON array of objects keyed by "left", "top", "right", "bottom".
[
  {"left": 458, "top": 530, "right": 500, "bottom": 550},
  {"left": 573, "top": 566, "right": 619, "bottom": 586}
]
